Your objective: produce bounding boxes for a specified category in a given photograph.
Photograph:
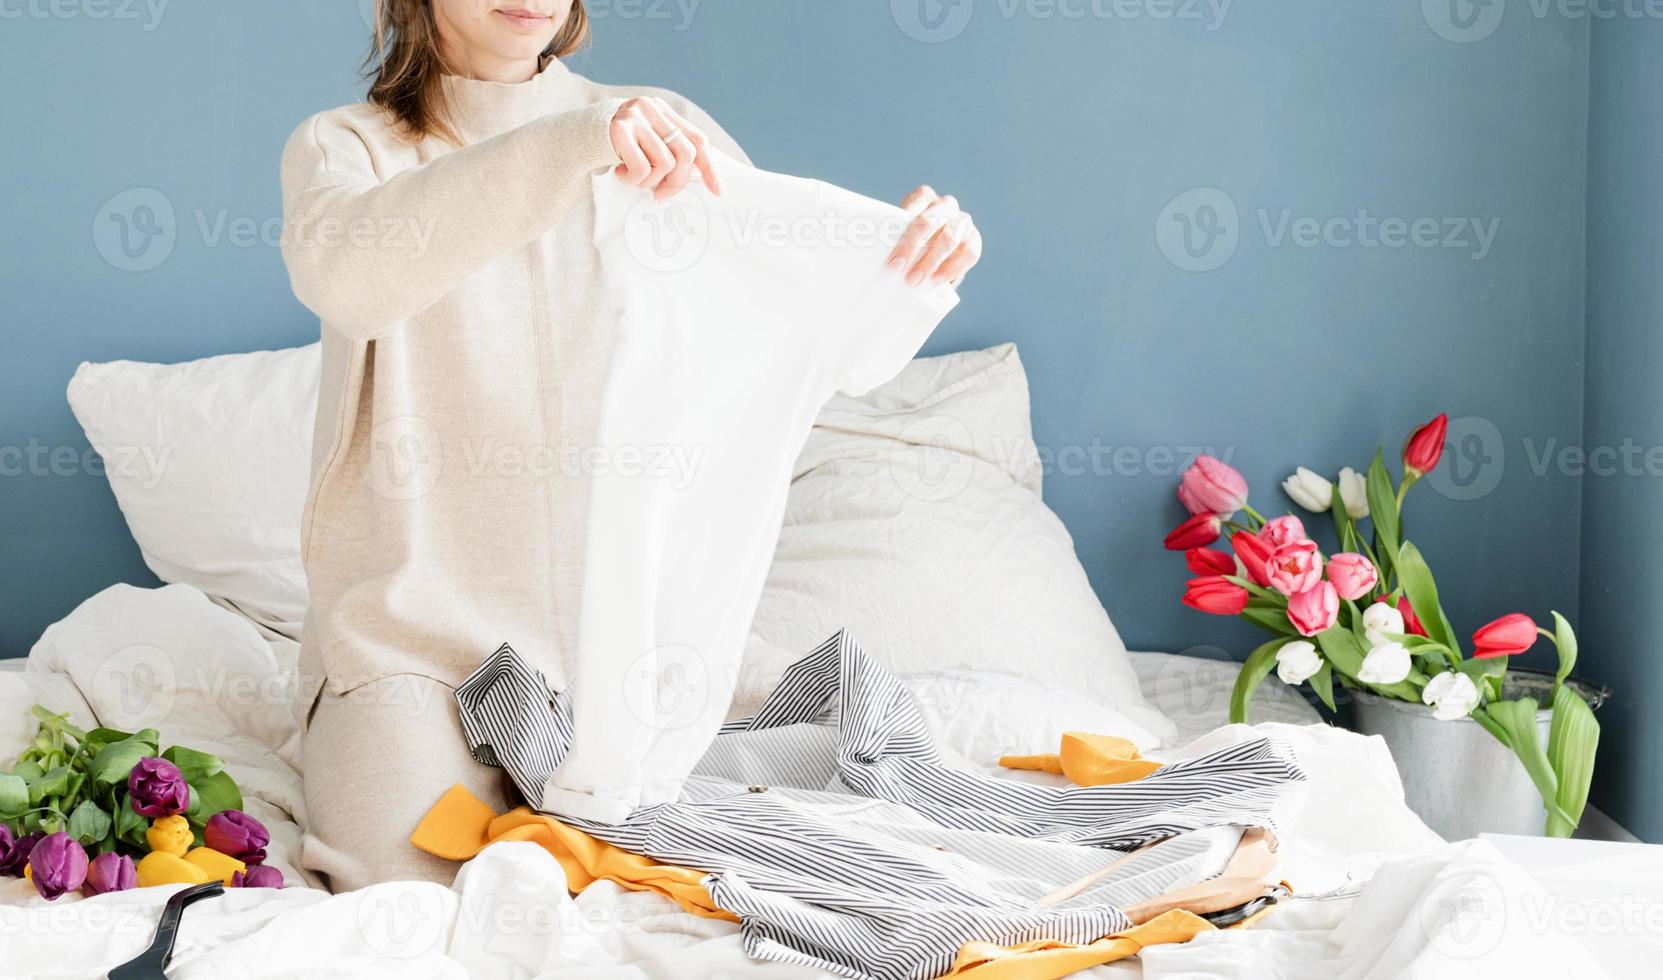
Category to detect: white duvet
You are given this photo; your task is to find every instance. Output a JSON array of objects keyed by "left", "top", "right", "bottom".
[{"left": 0, "top": 586, "right": 1610, "bottom": 979}]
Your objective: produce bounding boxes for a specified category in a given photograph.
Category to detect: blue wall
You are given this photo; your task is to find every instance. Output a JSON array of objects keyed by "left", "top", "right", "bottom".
[
  {"left": 0, "top": 3, "right": 1590, "bottom": 687},
  {"left": 1581, "top": 20, "right": 1663, "bottom": 843}
]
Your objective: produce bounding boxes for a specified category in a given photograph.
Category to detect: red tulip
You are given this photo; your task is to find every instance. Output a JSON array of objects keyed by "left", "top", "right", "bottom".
[
  {"left": 1403, "top": 414, "right": 1449, "bottom": 476},
  {"left": 1472, "top": 613, "right": 1538, "bottom": 659},
  {"left": 1178, "top": 456, "right": 1249, "bottom": 518},
  {"left": 1231, "top": 531, "right": 1275, "bottom": 587},
  {"left": 1396, "top": 595, "right": 1428, "bottom": 637},
  {"left": 1183, "top": 577, "right": 1249, "bottom": 616},
  {"left": 1186, "top": 548, "right": 1237, "bottom": 577},
  {"left": 1164, "top": 513, "right": 1223, "bottom": 550},
  {"left": 1287, "top": 582, "right": 1340, "bottom": 637}
]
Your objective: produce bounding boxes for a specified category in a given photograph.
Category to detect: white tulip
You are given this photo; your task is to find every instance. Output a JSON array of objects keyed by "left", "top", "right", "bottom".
[
  {"left": 1358, "top": 641, "right": 1412, "bottom": 685},
  {"left": 1282, "top": 467, "right": 1334, "bottom": 513},
  {"left": 1361, "top": 602, "right": 1406, "bottom": 649},
  {"left": 1275, "top": 640, "right": 1323, "bottom": 685},
  {"left": 1338, "top": 467, "right": 1369, "bottom": 519},
  {"left": 1421, "top": 671, "right": 1481, "bottom": 721}
]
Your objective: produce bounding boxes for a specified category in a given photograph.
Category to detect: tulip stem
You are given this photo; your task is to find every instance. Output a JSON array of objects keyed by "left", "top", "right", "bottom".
[{"left": 1240, "top": 504, "right": 1267, "bottom": 528}]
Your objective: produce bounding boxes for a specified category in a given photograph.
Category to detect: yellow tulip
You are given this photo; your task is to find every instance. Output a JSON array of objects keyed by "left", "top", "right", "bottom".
[
  {"left": 136, "top": 851, "right": 211, "bottom": 888},
  {"left": 145, "top": 815, "right": 193, "bottom": 858},
  {"left": 184, "top": 847, "right": 246, "bottom": 886}
]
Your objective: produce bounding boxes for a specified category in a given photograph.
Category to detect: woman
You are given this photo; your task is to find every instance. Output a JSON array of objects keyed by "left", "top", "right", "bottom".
[{"left": 282, "top": 0, "right": 981, "bottom": 892}]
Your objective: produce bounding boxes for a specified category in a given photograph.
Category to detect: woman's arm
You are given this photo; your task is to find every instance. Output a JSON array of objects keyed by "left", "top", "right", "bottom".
[{"left": 281, "top": 101, "right": 625, "bottom": 339}]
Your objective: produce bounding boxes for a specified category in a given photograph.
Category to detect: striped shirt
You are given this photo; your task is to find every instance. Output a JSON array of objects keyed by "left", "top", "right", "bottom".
[{"left": 456, "top": 630, "right": 1307, "bottom": 980}]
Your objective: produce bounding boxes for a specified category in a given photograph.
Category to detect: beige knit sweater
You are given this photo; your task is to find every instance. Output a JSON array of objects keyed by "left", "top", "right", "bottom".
[{"left": 280, "top": 60, "right": 749, "bottom": 704}]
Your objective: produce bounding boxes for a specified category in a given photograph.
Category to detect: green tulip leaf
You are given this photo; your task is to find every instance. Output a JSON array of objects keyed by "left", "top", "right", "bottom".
[
  {"left": 1545, "top": 684, "right": 1599, "bottom": 838},
  {"left": 1487, "top": 698, "right": 1574, "bottom": 830},
  {"left": 1240, "top": 604, "right": 1299, "bottom": 637},
  {"left": 1550, "top": 611, "right": 1578, "bottom": 691},
  {"left": 0, "top": 774, "right": 28, "bottom": 820},
  {"left": 185, "top": 770, "right": 244, "bottom": 828},
  {"left": 1365, "top": 451, "right": 1399, "bottom": 580},
  {"left": 162, "top": 745, "right": 227, "bottom": 784},
  {"left": 1229, "top": 639, "right": 1287, "bottom": 725},
  {"left": 1309, "top": 662, "right": 1337, "bottom": 712},
  {"left": 1394, "top": 541, "right": 1461, "bottom": 655},
  {"left": 88, "top": 735, "right": 154, "bottom": 788},
  {"left": 67, "top": 798, "right": 113, "bottom": 846},
  {"left": 113, "top": 794, "right": 150, "bottom": 848},
  {"left": 28, "top": 765, "right": 72, "bottom": 805}
]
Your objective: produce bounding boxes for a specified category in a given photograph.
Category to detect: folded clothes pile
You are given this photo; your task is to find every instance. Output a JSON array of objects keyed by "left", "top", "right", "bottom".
[{"left": 417, "top": 631, "right": 1306, "bottom": 980}]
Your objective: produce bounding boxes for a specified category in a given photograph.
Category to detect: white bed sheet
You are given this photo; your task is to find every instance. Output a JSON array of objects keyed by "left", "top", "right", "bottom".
[{"left": 0, "top": 586, "right": 1608, "bottom": 979}]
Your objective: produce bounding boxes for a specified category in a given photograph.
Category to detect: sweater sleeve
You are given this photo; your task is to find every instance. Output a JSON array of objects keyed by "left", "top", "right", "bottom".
[{"left": 281, "top": 100, "right": 624, "bottom": 339}]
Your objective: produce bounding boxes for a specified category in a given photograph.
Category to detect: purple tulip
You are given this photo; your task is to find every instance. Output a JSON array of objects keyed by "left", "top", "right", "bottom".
[
  {"left": 205, "top": 810, "right": 269, "bottom": 865},
  {"left": 84, "top": 853, "right": 137, "bottom": 896},
  {"left": 0, "top": 830, "right": 42, "bottom": 877},
  {"left": 128, "top": 757, "right": 190, "bottom": 819},
  {"left": 232, "top": 865, "right": 283, "bottom": 889},
  {"left": 29, "top": 833, "right": 89, "bottom": 901}
]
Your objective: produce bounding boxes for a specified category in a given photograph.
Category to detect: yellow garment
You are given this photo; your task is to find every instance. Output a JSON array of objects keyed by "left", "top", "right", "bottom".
[
  {"left": 412, "top": 784, "right": 736, "bottom": 922},
  {"left": 999, "top": 732, "right": 1163, "bottom": 786},
  {"left": 413, "top": 779, "right": 1264, "bottom": 980}
]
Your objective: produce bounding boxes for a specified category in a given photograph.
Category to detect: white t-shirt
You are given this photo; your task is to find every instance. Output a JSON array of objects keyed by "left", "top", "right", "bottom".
[{"left": 542, "top": 154, "right": 959, "bottom": 822}]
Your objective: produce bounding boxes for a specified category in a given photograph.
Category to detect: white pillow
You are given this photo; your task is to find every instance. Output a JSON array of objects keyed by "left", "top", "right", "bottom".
[
  {"left": 66, "top": 345, "right": 318, "bottom": 638},
  {"left": 905, "top": 669, "right": 1169, "bottom": 773},
  {"left": 733, "top": 344, "right": 1176, "bottom": 744}
]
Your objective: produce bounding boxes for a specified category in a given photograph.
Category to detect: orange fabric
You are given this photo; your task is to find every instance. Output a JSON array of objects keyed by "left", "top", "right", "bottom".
[
  {"left": 411, "top": 784, "right": 736, "bottom": 922},
  {"left": 945, "top": 909, "right": 1213, "bottom": 979},
  {"left": 999, "top": 732, "right": 1162, "bottom": 786}
]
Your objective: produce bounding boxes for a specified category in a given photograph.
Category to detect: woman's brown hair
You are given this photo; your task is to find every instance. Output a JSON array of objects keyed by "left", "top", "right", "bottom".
[{"left": 365, "top": 0, "right": 590, "bottom": 144}]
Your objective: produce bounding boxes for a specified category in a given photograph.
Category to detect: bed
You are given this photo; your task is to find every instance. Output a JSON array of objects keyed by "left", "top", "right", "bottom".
[{"left": 0, "top": 344, "right": 1611, "bottom": 978}]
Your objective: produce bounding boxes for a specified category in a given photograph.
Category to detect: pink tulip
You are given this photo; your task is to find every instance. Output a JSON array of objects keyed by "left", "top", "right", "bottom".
[
  {"left": 1186, "top": 548, "right": 1237, "bottom": 577},
  {"left": 1259, "top": 515, "right": 1307, "bottom": 548},
  {"left": 1472, "top": 613, "right": 1538, "bottom": 659},
  {"left": 1230, "top": 532, "right": 1275, "bottom": 587},
  {"left": 1182, "top": 577, "right": 1249, "bottom": 616},
  {"left": 1267, "top": 539, "right": 1324, "bottom": 596},
  {"left": 1287, "top": 582, "right": 1339, "bottom": 637},
  {"left": 1178, "top": 456, "right": 1248, "bottom": 518},
  {"left": 1326, "top": 553, "right": 1379, "bottom": 601},
  {"left": 1164, "top": 513, "right": 1223, "bottom": 551},
  {"left": 1403, "top": 414, "right": 1449, "bottom": 476}
]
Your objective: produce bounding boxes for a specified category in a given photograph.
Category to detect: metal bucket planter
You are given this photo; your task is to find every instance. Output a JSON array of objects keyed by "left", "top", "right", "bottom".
[{"left": 1348, "top": 669, "right": 1609, "bottom": 840}]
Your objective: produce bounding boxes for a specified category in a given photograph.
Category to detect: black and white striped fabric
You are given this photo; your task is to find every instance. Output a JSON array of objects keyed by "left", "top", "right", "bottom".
[{"left": 455, "top": 630, "right": 1307, "bottom": 980}]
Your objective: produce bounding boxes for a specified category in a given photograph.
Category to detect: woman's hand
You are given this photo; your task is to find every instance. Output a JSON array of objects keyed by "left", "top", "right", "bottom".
[
  {"left": 611, "top": 97, "right": 724, "bottom": 200},
  {"left": 887, "top": 186, "right": 982, "bottom": 287}
]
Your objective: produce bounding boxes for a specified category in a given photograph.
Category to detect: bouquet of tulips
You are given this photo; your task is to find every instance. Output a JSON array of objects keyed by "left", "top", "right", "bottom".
[
  {"left": 0, "top": 705, "right": 281, "bottom": 900},
  {"left": 1163, "top": 414, "right": 1600, "bottom": 837}
]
